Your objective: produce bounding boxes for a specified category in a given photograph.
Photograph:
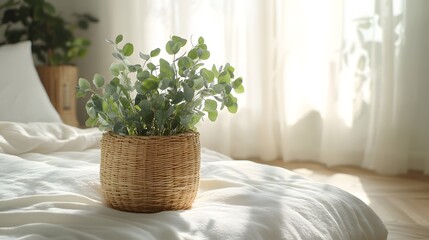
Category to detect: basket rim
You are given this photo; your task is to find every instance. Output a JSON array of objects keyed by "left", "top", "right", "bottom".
[{"left": 102, "top": 131, "right": 199, "bottom": 140}]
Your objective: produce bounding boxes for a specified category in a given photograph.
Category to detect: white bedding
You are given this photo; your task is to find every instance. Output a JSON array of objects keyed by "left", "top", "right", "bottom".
[{"left": 0, "top": 122, "right": 387, "bottom": 240}]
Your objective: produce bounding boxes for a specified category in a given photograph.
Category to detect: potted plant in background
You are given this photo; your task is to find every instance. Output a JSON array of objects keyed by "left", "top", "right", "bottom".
[
  {"left": 77, "top": 34, "right": 244, "bottom": 213},
  {"left": 0, "top": 0, "right": 97, "bottom": 126}
]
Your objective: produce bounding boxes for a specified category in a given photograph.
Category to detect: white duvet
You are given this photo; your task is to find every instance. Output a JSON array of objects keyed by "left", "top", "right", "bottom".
[{"left": 0, "top": 122, "right": 387, "bottom": 240}]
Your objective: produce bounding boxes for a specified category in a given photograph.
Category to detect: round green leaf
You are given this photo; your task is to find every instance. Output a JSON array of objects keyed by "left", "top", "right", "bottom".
[
  {"left": 115, "top": 34, "right": 123, "bottom": 44},
  {"left": 139, "top": 52, "right": 150, "bottom": 60},
  {"left": 224, "top": 94, "right": 237, "bottom": 107},
  {"left": 226, "top": 65, "right": 235, "bottom": 74},
  {"left": 171, "top": 91, "right": 184, "bottom": 104},
  {"left": 150, "top": 48, "right": 161, "bottom": 57},
  {"left": 191, "top": 114, "right": 202, "bottom": 127},
  {"left": 198, "top": 36, "right": 205, "bottom": 44},
  {"left": 188, "top": 49, "right": 198, "bottom": 59},
  {"left": 78, "top": 78, "right": 90, "bottom": 90},
  {"left": 127, "top": 65, "right": 136, "bottom": 72},
  {"left": 93, "top": 74, "right": 105, "bottom": 88},
  {"left": 232, "top": 77, "right": 243, "bottom": 88},
  {"left": 91, "top": 95, "right": 103, "bottom": 112},
  {"left": 159, "top": 58, "right": 174, "bottom": 79},
  {"left": 225, "top": 84, "right": 232, "bottom": 94},
  {"left": 234, "top": 84, "right": 245, "bottom": 94},
  {"left": 105, "top": 83, "right": 117, "bottom": 95},
  {"left": 178, "top": 56, "right": 193, "bottom": 70},
  {"left": 147, "top": 63, "right": 157, "bottom": 71},
  {"left": 199, "top": 44, "right": 207, "bottom": 50},
  {"left": 208, "top": 110, "right": 218, "bottom": 121},
  {"left": 204, "top": 99, "right": 217, "bottom": 112},
  {"left": 122, "top": 43, "right": 134, "bottom": 57},
  {"left": 201, "top": 50, "right": 210, "bottom": 60},
  {"left": 183, "top": 84, "right": 195, "bottom": 102},
  {"left": 212, "top": 64, "right": 220, "bottom": 77},
  {"left": 137, "top": 70, "right": 150, "bottom": 81},
  {"left": 85, "top": 117, "right": 98, "bottom": 127},
  {"left": 76, "top": 89, "right": 86, "bottom": 98},
  {"left": 193, "top": 77, "right": 204, "bottom": 90},
  {"left": 171, "top": 42, "right": 181, "bottom": 54},
  {"left": 227, "top": 103, "right": 238, "bottom": 113},
  {"left": 213, "top": 84, "right": 224, "bottom": 93},
  {"left": 142, "top": 79, "right": 158, "bottom": 91},
  {"left": 166, "top": 40, "right": 175, "bottom": 55},
  {"left": 172, "top": 36, "right": 187, "bottom": 46},
  {"left": 159, "top": 78, "right": 171, "bottom": 90},
  {"left": 180, "top": 114, "right": 193, "bottom": 128},
  {"left": 109, "top": 63, "right": 124, "bottom": 76},
  {"left": 218, "top": 71, "right": 231, "bottom": 84},
  {"left": 113, "top": 122, "right": 126, "bottom": 134},
  {"left": 200, "top": 68, "right": 215, "bottom": 83}
]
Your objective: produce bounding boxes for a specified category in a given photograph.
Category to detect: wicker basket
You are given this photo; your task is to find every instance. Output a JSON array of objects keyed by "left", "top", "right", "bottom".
[{"left": 100, "top": 131, "right": 201, "bottom": 213}]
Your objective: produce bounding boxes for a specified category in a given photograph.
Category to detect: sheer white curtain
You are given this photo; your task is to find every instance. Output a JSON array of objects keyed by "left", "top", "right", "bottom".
[{"left": 82, "top": 0, "right": 429, "bottom": 175}]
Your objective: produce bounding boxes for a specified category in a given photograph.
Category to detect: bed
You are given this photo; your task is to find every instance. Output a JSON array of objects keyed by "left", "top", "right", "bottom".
[{"left": 0, "top": 42, "right": 388, "bottom": 240}]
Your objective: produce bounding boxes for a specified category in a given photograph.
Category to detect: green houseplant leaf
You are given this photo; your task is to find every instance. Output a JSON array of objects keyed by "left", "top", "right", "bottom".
[{"left": 122, "top": 43, "right": 134, "bottom": 57}]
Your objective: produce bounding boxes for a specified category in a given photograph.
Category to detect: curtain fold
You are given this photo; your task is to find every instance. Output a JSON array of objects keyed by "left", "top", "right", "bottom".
[{"left": 79, "top": 0, "right": 429, "bottom": 175}]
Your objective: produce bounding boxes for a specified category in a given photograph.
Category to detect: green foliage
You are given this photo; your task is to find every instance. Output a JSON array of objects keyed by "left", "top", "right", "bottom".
[
  {"left": 77, "top": 35, "right": 245, "bottom": 136},
  {"left": 0, "top": 0, "right": 98, "bottom": 65}
]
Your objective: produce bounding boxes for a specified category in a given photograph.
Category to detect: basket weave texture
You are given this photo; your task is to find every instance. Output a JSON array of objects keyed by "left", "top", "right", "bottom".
[{"left": 100, "top": 131, "right": 201, "bottom": 213}]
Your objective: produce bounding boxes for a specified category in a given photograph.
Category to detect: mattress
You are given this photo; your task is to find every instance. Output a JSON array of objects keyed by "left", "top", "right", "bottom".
[{"left": 0, "top": 122, "right": 387, "bottom": 240}]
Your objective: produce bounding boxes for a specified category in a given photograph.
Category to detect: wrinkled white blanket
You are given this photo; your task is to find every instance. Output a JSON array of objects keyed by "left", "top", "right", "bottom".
[{"left": 0, "top": 122, "right": 387, "bottom": 240}]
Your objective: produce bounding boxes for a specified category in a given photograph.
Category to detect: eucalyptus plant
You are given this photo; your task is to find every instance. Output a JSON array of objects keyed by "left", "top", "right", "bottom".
[{"left": 77, "top": 35, "right": 244, "bottom": 136}]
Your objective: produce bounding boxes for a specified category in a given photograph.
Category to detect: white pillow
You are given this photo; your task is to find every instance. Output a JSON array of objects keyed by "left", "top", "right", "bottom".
[{"left": 0, "top": 41, "right": 62, "bottom": 123}]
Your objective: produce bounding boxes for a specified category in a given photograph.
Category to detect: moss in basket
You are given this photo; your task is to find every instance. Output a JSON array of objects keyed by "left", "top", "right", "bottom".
[{"left": 76, "top": 35, "right": 244, "bottom": 136}]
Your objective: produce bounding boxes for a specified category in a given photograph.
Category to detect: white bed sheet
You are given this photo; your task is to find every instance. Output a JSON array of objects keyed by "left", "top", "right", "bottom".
[{"left": 0, "top": 122, "right": 387, "bottom": 240}]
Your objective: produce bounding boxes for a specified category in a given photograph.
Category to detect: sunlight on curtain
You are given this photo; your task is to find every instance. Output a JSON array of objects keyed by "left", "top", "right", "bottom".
[
  {"left": 93, "top": 0, "right": 429, "bottom": 175},
  {"left": 279, "top": 0, "right": 340, "bottom": 126}
]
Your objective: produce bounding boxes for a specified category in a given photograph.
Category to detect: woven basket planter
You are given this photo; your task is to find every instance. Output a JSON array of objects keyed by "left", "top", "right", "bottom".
[{"left": 100, "top": 131, "right": 201, "bottom": 213}]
